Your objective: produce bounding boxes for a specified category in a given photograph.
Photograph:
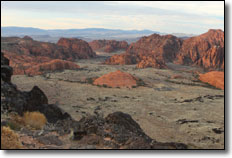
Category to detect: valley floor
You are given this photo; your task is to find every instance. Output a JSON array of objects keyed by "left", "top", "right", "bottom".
[{"left": 12, "top": 51, "right": 224, "bottom": 149}]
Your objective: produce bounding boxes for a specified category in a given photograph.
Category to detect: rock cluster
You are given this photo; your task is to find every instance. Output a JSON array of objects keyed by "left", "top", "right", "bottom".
[
  {"left": 89, "top": 40, "right": 128, "bottom": 53},
  {"left": 1, "top": 36, "right": 96, "bottom": 75},
  {"left": 105, "top": 29, "right": 224, "bottom": 71},
  {"left": 2, "top": 36, "right": 96, "bottom": 61}
]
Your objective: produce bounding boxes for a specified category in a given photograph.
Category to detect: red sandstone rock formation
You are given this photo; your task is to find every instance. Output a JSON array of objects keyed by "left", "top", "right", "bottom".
[
  {"left": 176, "top": 29, "right": 224, "bottom": 70},
  {"left": 93, "top": 70, "right": 139, "bottom": 88},
  {"left": 105, "top": 30, "right": 224, "bottom": 70},
  {"left": 89, "top": 40, "right": 128, "bottom": 53},
  {"left": 199, "top": 71, "right": 224, "bottom": 90},
  {"left": 2, "top": 37, "right": 96, "bottom": 61},
  {"left": 25, "top": 59, "right": 80, "bottom": 76},
  {"left": 104, "top": 34, "right": 182, "bottom": 68},
  {"left": 3, "top": 52, "right": 79, "bottom": 75},
  {"left": 1, "top": 37, "right": 97, "bottom": 75},
  {"left": 57, "top": 38, "right": 96, "bottom": 59}
]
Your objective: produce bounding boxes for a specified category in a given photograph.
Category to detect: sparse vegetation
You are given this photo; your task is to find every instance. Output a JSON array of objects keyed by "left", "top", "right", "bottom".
[
  {"left": 23, "top": 111, "right": 47, "bottom": 130},
  {"left": 102, "top": 84, "right": 108, "bottom": 88},
  {"left": 164, "top": 79, "right": 219, "bottom": 90},
  {"left": 1, "top": 126, "right": 22, "bottom": 149},
  {"left": 136, "top": 78, "right": 146, "bottom": 87},
  {"left": 86, "top": 77, "right": 95, "bottom": 84}
]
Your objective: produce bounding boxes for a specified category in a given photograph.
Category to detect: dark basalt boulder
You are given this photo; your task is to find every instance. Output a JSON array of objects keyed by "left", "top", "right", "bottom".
[
  {"left": 72, "top": 111, "right": 188, "bottom": 149},
  {"left": 1, "top": 52, "right": 13, "bottom": 83}
]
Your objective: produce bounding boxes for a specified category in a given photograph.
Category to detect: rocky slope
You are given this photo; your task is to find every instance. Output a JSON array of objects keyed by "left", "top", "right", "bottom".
[
  {"left": 89, "top": 40, "right": 128, "bottom": 53},
  {"left": 176, "top": 29, "right": 224, "bottom": 70},
  {"left": 1, "top": 52, "right": 189, "bottom": 149},
  {"left": 23, "top": 59, "right": 80, "bottom": 76},
  {"left": 199, "top": 71, "right": 224, "bottom": 90},
  {"left": 105, "top": 29, "right": 224, "bottom": 71},
  {"left": 57, "top": 38, "right": 96, "bottom": 59},
  {"left": 3, "top": 52, "right": 80, "bottom": 75},
  {"left": 104, "top": 34, "right": 182, "bottom": 68}
]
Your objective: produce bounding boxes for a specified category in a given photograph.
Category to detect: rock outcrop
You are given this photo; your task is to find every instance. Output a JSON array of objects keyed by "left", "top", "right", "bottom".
[
  {"left": 105, "top": 29, "right": 224, "bottom": 71},
  {"left": 4, "top": 53, "right": 80, "bottom": 75},
  {"left": 57, "top": 38, "right": 96, "bottom": 59},
  {"left": 104, "top": 34, "right": 182, "bottom": 68},
  {"left": 72, "top": 112, "right": 188, "bottom": 149},
  {"left": 176, "top": 29, "right": 224, "bottom": 70},
  {"left": 93, "top": 70, "right": 139, "bottom": 88},
  {"left": 1, "top": 52, "right": 13, "bottom": 83},
  {"left": 199, "top": 71, "right": 224, "bottom": 90},
  {"left": 1, "top": 36, "right": 96, "bottom": 61},
  {"left": 25, "top": 59, "right": 80, "bottom": 76},
  {"left": 89, "top": 40, "right": 128, "bottom": 53}
]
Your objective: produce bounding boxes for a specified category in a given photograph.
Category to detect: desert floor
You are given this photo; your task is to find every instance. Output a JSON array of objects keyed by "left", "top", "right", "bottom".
[{"left": 12, "top": 51, "right": 224, "bottom": 149}]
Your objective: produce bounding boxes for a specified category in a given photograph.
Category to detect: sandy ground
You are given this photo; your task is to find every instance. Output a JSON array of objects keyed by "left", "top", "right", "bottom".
[{"left": 12, "top": 51, "right": 224, "bottom": 149}]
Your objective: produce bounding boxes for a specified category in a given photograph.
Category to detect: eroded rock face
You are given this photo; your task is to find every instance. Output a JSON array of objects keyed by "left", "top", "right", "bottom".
[
  {"left": 104, "top": 54, "right": 137, "bottom": 65},
  {"left": 93, "top": 70, "right": 139, "bottom": 88},
  {"left": 175, "top": 29, "right": 224, "bottom": 70},
  {"left": 105, "top": 30, "right": 224, "bottom": 70},
  {"left": 57, "top": 38, "right": 96, "bottom": 59},
  {"left": 104, "top": 34, "right": 182, "bottom": 68},
  {"left": 4, "top": 53, "right": 80, "bottom": 75},
  {"left": 89, "top": 40, "right": 128, "bottom": 53},
  {"left": 1, "top": 52, "right": 13, "bottom": 83},
  {"left": 199, "top": 71, "right": 224, "bottom": 90},
  {"left": 25, "top": 59, "right": 80, "bottom": 76},
  {"left": 127, "top": 34, "right": 182, "bottom": 62},
  {"left": 136, "top": 55, "right": 167, "bottom": 69}
]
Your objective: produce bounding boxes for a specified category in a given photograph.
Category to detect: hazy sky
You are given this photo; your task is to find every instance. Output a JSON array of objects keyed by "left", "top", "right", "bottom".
[{"left": 1, "top": 1, "right": 224, "bottom": 34}]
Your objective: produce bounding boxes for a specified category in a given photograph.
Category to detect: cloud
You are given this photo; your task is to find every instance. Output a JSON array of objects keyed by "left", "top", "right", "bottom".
[{"left": 1, "top": 1, "right": 224, "bottom": 34}]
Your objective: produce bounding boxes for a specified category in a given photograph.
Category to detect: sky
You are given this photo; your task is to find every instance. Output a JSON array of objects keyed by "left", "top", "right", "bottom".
[{"left": 1, "top": 1, "right": 224, "bottom": 34}]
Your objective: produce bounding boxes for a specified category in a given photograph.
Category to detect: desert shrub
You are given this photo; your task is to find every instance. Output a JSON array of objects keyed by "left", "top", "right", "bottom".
[
  {"left": 102, "top": 84, "right": 108, "bottom": 88},
  {"left": 23, "top": 111, "right": 47, "bottom": 130},
  {"left": 1, "top": 126, "right": 22, "bottom": 149},
  {"left": 86, "top": 78, "right": 94, "bottom": 84},
  {"left": 136, "top": 78, "right": 146, "bottom": 86}
]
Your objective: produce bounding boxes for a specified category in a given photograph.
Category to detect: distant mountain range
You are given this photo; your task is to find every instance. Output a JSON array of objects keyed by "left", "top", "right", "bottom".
[{"left": 1, "top": 26, "right": 195, "bottom": 43}]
